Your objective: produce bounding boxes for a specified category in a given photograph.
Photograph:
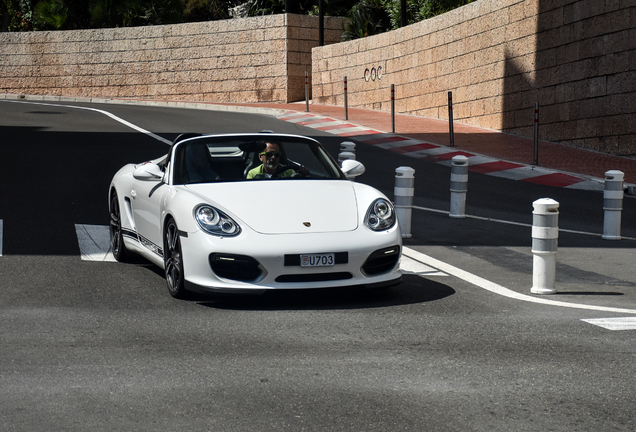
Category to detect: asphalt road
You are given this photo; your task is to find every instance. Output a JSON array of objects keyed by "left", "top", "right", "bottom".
[{"left": 1, "top": 99, "right": 636, "bottom": 431}]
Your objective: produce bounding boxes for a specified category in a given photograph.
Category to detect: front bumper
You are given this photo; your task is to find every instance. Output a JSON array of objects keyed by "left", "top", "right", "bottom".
[{"left": 179, "top": 226, "right": 403, "bottom": 294}]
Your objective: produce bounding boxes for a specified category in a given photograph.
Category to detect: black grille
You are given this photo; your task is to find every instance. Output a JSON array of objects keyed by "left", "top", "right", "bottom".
[
  {"left": 275, "top": 272, "right": 353, "bottom": 283},
  {"left": 362, "top": 246, "right": 401, "bottom": 276},
  {"left": 209, "top": 253, "right": 262, "bottom": 282}
]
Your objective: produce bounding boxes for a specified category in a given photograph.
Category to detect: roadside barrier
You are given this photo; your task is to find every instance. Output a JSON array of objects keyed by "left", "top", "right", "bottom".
[
  {"left": 338, "top": 141, "right": 356, "bottom": 164},
  {"left": 531, "top": 198, "right": 559, "bottom": 295},
  {"left": 449, "top": 155, "right": 468, "bottom": 218},
  {"left": 602, "top": 170, "right": 624, "bottom": 240},
  {"left": 394, "top": 167, "right": 415, "bottom": 238}
]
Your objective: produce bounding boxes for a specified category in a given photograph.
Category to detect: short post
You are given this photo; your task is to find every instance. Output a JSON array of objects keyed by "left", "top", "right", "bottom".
[
  {"left": 339, "top": 141, "right": 356, "bottom": 158},
  {"left": 448, "top": 91, "right": 455, "bottom": 147},
  {"left": 533, "top": 102, "right": 539, "bottom": 165},
  {"left": 391, "top": 84, "right": 395, "bottom": 133},
  {"left": 449, "top": 155, "right": 468, "bottom": 218},
  {"left": 344, "top": 76, "right": 348, "bottom": 120},
  {"left": 531, "top": 198, "right": 559, "bottom": 295},
  {"left": 394, "top": 167, "right": 415, "bottom": 238},
  {"left": 602, "top": 170, "right": 624, "bottom": 240},
  {"left": 305, "top": 70, "right": 309, "bottom": 112}
]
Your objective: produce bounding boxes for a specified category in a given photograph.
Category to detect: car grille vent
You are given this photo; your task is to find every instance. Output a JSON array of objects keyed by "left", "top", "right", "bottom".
[
  {"left": 209, "top": 253, "right": 262, "bottom": 282},
  {"left": 362, "top": 246, "right": 401, "bottom": 276},
  {"left": 275, "top": 272, "right": 353, "bottom": 283}
]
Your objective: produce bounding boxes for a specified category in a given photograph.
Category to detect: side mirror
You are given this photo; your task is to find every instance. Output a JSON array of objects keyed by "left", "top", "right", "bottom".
[
  {"left": 341, "top": 159, "right": 365, "bottom": 179},
  {"left": 133, "top": 163, "right": 164, "bottom": 181}
]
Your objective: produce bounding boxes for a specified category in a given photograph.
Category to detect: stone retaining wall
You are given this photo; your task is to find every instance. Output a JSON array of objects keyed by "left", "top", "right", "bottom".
[
  {"left": 312, "top": 0, "right": 636, "bottom": 156},
  {"left": 0, "top": 14, "right": 344, "bottom": 103}
]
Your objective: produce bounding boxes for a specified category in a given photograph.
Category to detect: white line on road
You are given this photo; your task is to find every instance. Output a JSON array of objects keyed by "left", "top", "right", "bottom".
[
  {"left": 413, "top": 205, "right": 636, "bottom": 240},
  {"left": 3, "top": 100, "right": 173, "bottom": 145},
  {"left": 75, "top": 224, "right": 116, "bottom": 262},
  {"left": 402, "top": 247, "right": 636, "bottom": 314},
  {"left": 581, "top": 318, "right": 636, "bottom": 330}
]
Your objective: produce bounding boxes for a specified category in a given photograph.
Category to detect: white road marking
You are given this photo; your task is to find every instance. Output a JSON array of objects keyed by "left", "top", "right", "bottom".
[
  {"left": 402, "top": 247, "right": 636, "bottom": 314},
  {"left": 581, "top": 318, "right": 636, "bottom": 330},
  {"left": 412, "top": 205, "right": 636, "bottom": 240},
  {"left": 75, "top": 224, "right": 116, "bottom": 262},
  {"left": 3, "top": 100, "right": 173, "bottom": 145},
  {"left": 401, "top": 255, "right": 447, "bottom": 276}
]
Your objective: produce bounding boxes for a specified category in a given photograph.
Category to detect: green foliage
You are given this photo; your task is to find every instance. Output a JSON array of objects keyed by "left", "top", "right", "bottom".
[
  {"left": 341, "top": 0, "right": 388, "bottom": 40},
  {"left": 2, "top": 0, "right": 34, "bottom": 31},
  {"left": 2, "top": 0, "right": 474, "bottom": 33},
  {"left": 183, "top": 0, "right": 235, "bottom": 21},
  {"left": 382, "top": 0, "right": 473, "bottom": 30}
]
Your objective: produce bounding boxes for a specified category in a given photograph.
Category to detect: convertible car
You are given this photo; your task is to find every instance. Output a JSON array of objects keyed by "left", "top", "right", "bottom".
[{"left": 109, "top": 133, "right": 402, "bottom": 298}]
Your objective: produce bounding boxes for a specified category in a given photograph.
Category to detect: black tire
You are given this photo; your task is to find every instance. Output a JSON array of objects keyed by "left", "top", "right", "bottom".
[
  {"left": 109, "top": 191, "right": 132, "bottom": 262},
  {"left": 164, "top": 218, "right": 188, "bottom": 299}
]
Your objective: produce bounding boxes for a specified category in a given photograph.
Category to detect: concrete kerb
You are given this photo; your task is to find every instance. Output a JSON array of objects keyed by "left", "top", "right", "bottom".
[{"left": 0, "top": 93, "right": 288, "bottom": 117}]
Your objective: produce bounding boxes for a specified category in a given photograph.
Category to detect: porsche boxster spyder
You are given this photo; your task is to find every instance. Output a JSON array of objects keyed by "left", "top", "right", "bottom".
[{"left": 109, "top": 133, "right": 402, "bottom": 297}]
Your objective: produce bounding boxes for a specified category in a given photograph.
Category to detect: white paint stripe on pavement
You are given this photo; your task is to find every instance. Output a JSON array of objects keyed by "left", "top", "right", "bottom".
[
  {"left": 581, "top": 318, "right": 636, "bottom": 330},
  {"left": 4, "top": 100, "right": 173, "bottom": 145},
  {"left": 75, "top": 224, "right": 116, "bottom": 262},
  {"left": 402, "top": 247, "right": 636, "bottom": 314},
  {"left": 400, "top": 255, "right": 447, "bottom": 277}
]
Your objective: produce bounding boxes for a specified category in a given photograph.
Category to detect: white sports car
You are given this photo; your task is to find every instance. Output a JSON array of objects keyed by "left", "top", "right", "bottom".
[{"left": 109, "top": 133, "right": 402, "bottom": 298}]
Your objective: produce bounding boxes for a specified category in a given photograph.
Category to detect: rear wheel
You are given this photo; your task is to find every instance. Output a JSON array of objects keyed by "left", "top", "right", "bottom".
[
  {"left": 109, "top": 191, "right": 132, "bottom": 262},
  {"left": 164, "top": 219, "right": 188, "bottom": 299}
]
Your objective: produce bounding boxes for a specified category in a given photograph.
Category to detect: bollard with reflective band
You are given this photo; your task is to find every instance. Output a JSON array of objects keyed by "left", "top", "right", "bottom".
[
  {"left": 449, "top": 155, "right": 468, "bottom": 218},
  {"left": 602, "top": 170, "right": 624, "bottom": 240},
  {"left": 394, "top": 167, "right": 415, "bottom": 238},
  {"left": 339, "top": 141, "right": 356, "bottom": 157},
  {"left": 531, "top": 198, "right": 559, "bottom": 295}
]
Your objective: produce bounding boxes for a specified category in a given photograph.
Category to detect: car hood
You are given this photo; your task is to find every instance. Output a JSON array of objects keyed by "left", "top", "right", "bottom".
[{"left": 184, "top": 180, "right": 359, "bottom": 234}]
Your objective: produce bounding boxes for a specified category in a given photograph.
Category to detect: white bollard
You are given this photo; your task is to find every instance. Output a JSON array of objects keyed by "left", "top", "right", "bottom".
[
  {"left": 602, "top": 170, "right": 624, "bottom": 240},
  {"left": 339, "top": 141, "right": 356, "bottom": 157},
  {"left": 394, "top": 167, "right": 415, "bottom": 238},
  {"left": 531, "top": 198, "right": 559, "bottom": 295},
  {"left": 450, "top": 155, "right": 469, "bottom": 218}
]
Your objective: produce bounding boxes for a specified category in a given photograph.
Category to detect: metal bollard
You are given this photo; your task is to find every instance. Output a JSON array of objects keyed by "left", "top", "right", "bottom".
[
  {"left": 394, "top": 167, "right": 415, "bottom": 238},
  {"left": 531, "top": 198, "right": 559, "bottom": 295},
  {"left": 602, "top": 170, "right": 624, "bottom": 240},
  {"left": 449, "top": 155, "right": 468, "bottom": 218}
]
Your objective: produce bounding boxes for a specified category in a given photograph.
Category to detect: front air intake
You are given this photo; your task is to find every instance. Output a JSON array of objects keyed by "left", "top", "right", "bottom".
[
  {"left": 361, "top": 246, "right": 400, "bottom": 276},
  {"left": 209, "top": 253, "right": 262, "bottom": 282}
]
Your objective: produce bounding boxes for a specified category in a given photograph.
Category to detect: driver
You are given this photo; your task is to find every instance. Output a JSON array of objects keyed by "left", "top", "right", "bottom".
[{"left": 246, "top": 141, "right": 308, "bottom": 179}]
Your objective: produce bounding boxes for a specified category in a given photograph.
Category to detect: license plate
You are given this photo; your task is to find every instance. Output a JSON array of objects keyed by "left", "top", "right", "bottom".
[{"left": 300, "top": 253, "right": 335, "bottom": 267}]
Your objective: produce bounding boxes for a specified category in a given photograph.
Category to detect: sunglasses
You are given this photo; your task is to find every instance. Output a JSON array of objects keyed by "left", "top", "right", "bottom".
[{"left": 260, "top": 151, "right": 281, "bottom": 158}]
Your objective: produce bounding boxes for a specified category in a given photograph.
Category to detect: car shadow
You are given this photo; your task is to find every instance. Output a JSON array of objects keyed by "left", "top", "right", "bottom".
[{"left": 194, "top": 275, "right": 455, "bottom": 311}]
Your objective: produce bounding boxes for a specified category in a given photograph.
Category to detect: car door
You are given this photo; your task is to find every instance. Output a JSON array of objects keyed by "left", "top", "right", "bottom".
[{"left": 130, "top": 170, "right": 166, "bottom": 256}]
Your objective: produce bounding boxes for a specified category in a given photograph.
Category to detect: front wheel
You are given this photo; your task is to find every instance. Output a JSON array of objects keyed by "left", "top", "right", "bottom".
[
  {"left": 164, "top": 219, "right": 188, "bottom": 299},
  {"left": 109, "top": 191, "right": 132, "bottom": 262}
]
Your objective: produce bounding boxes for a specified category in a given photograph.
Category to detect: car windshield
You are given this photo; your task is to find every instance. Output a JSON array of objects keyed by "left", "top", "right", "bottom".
[{"left": 172, "top": 135, "right": 345, "bottom": 184}]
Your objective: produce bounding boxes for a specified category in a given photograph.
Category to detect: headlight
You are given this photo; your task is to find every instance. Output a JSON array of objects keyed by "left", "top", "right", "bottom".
[
  {"left": 194, "top": 205, "right": 241, "bottom": 236},
  {"left": 365, "top": 198, "right": 396, "bottom": 231}
]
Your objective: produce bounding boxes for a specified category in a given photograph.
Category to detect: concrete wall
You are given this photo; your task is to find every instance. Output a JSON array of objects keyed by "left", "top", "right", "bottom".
[
  {"left": 0, "top": 14, "right": 344, "bottom": 104},
  {"left": 312, "top": 0, "right": 636, "bottom": 156}
]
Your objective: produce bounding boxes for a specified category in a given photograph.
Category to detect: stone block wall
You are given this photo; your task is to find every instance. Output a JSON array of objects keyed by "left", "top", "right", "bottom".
[
  {"left": 312, "top": 0, "right": 636, "bottom": 156},
  {"left": 0, "top": 14, "right": 344, "bottom": 104}
]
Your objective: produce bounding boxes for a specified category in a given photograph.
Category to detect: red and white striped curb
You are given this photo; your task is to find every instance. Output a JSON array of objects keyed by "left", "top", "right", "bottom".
[{"left": 278, "top": 111, "right": 604, "bottom": 191}]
